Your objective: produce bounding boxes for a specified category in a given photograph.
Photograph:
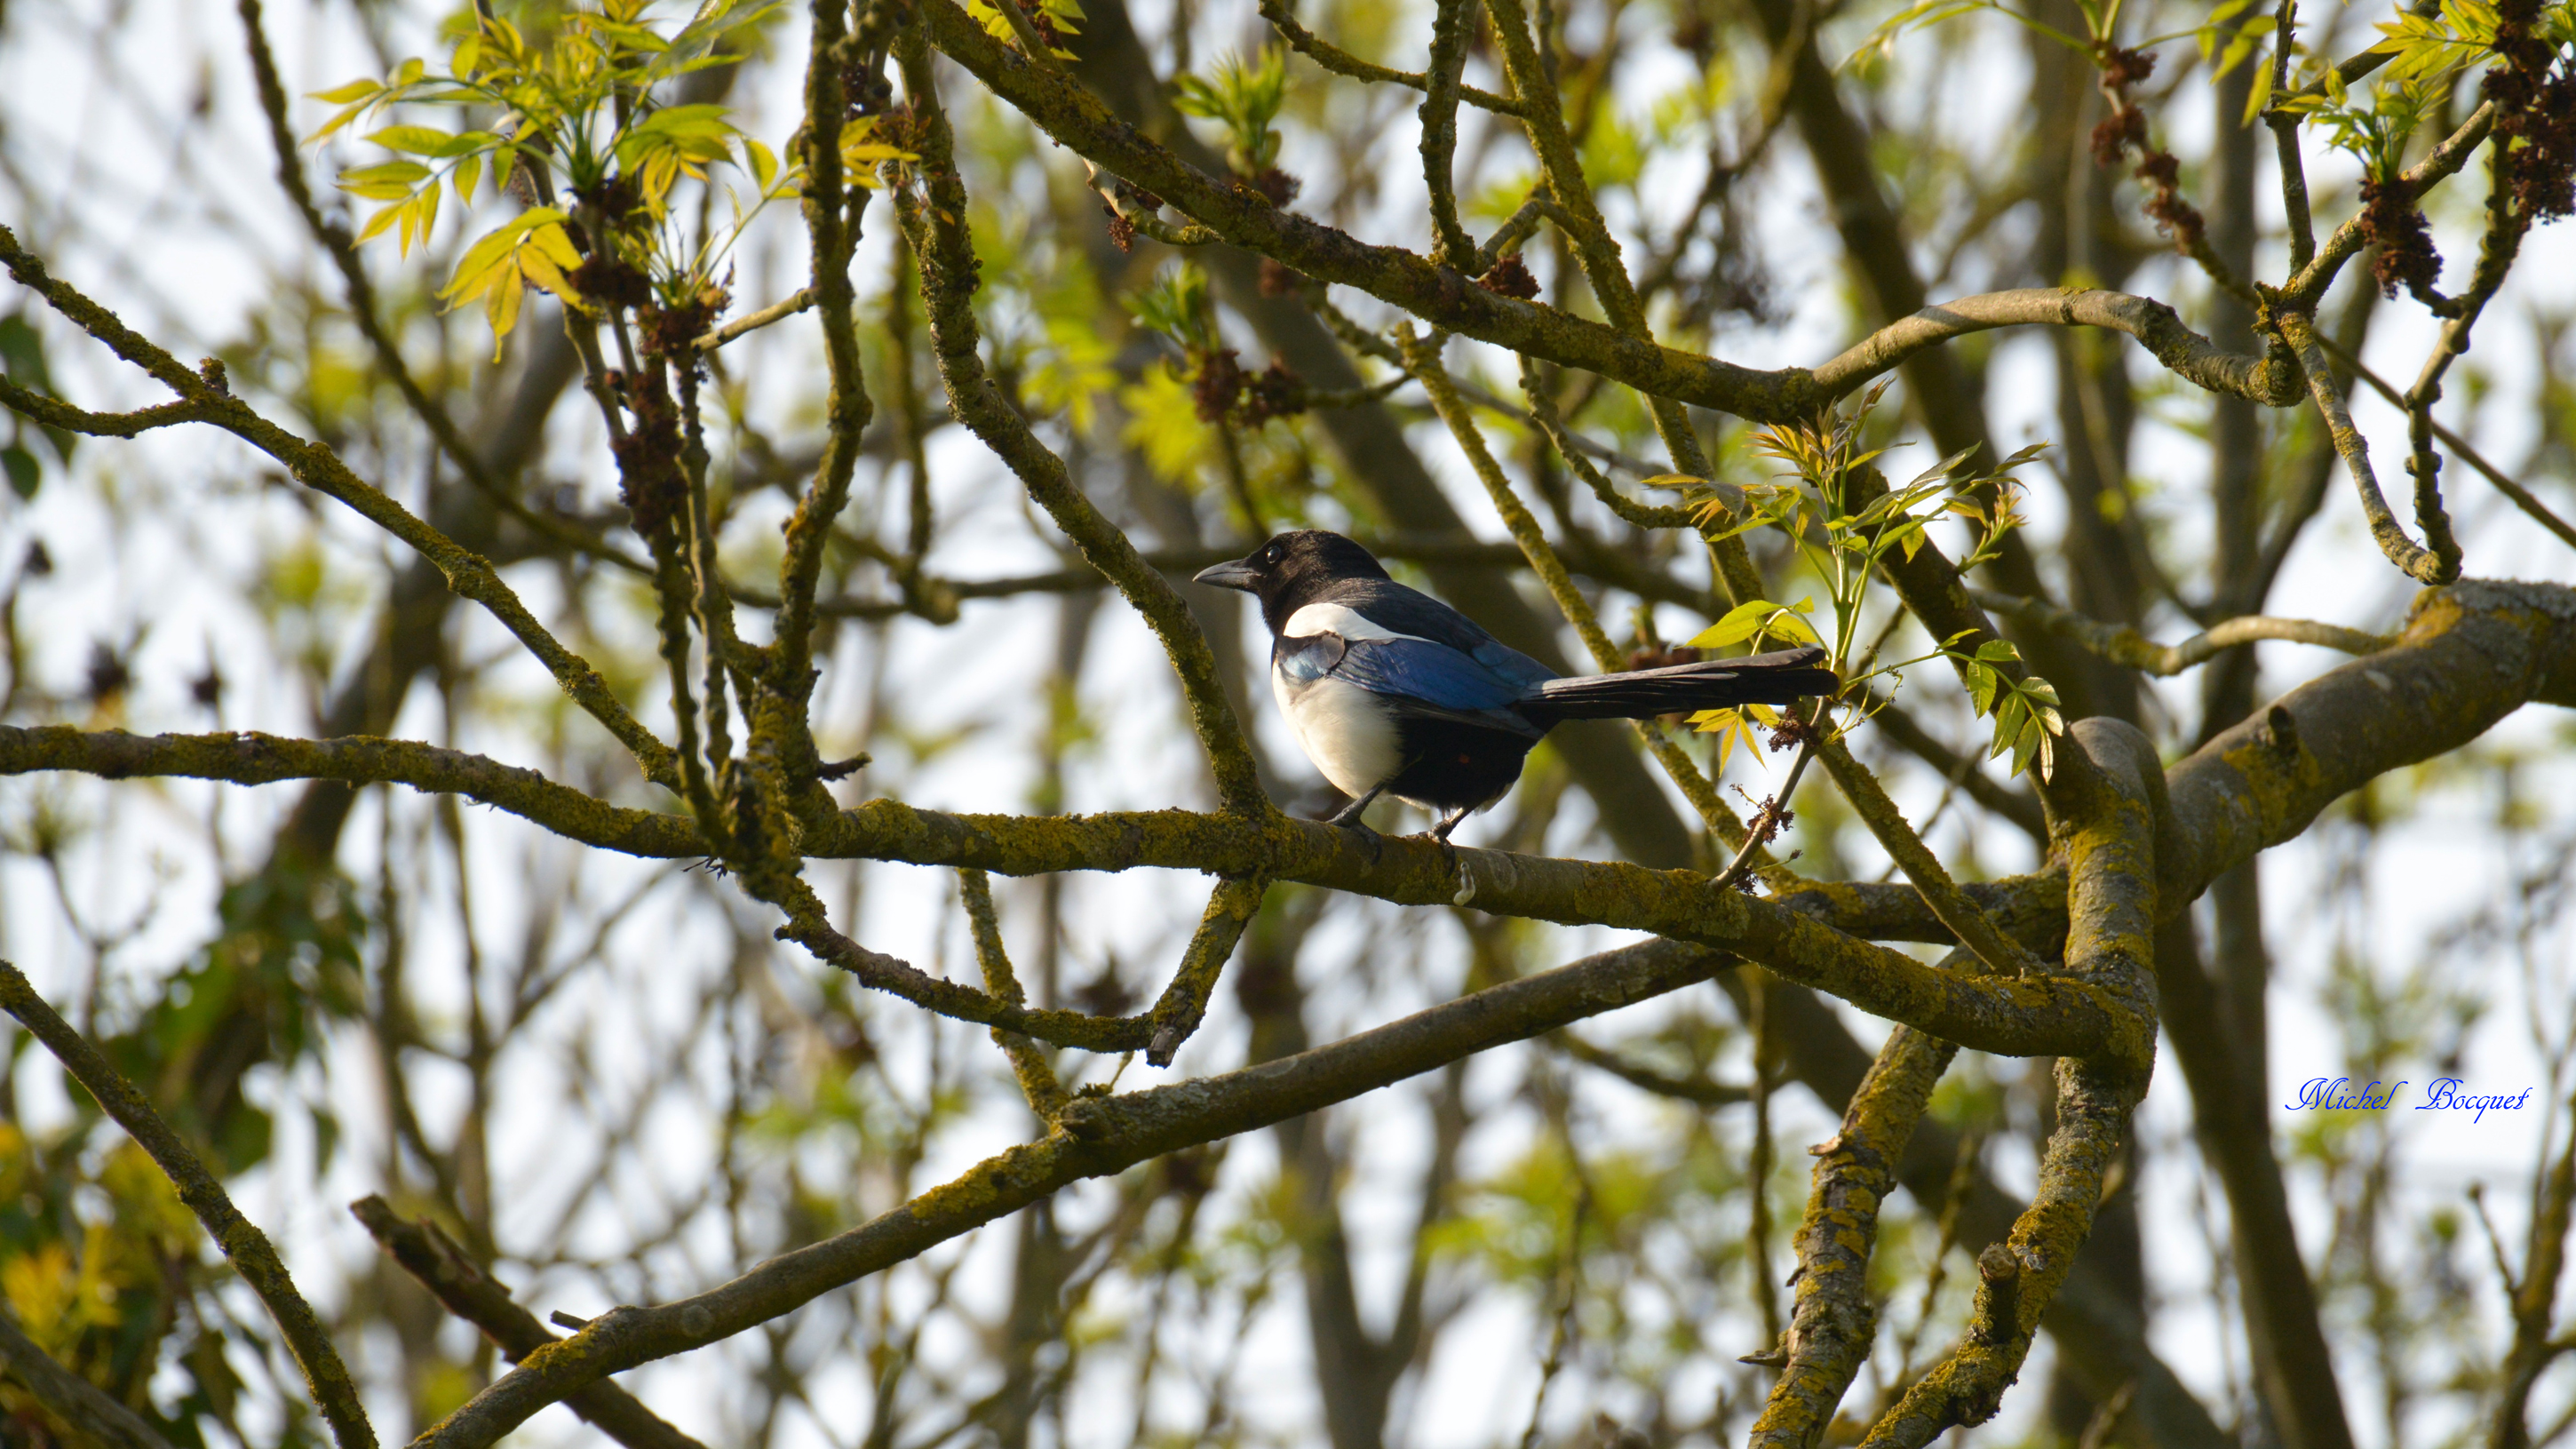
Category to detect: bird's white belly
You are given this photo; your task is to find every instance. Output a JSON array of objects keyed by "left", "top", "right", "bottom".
[{"left": 1273, "top": 666, "right": 1402, "bottom": 800}]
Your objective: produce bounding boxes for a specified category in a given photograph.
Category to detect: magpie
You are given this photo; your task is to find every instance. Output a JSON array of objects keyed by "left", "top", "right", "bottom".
[{"left": 1194, "top": 530, "right": 1840, "bottom": 840}]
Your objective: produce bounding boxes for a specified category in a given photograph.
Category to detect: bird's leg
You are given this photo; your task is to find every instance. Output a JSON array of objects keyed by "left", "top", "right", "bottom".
[
  {"left": 1323, "top": 783, "right": 1386, "bottom": 829},
  {"left": 1430, "top": 804, "right": 1475, "bottom": 841},
  {"left": 1321, "top": 784, "right": 1387, "bottom": 865}
]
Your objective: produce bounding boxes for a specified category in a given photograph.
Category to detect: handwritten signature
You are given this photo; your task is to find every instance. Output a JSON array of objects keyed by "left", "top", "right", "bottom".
[{"left": 2284, "top": 1078, "right": 2533, "bottom": 1122}]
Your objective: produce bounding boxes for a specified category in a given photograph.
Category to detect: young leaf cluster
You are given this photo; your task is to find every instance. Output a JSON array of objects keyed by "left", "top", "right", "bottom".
[
  {"left": 307, "top": 0, "right": 789, "bottom": 349},
  {"left": 966, "top": 0, "right": 1087, "bottom": 60},
  {"left": 1678, "top": 384, "right": 2054, "bottom": 777},
  {"left": 1943, "top": 633, "right": 2067, "bottom": 780},
  {"left": 1173, "top": 50, "right": 1292, "bottom": 178}
]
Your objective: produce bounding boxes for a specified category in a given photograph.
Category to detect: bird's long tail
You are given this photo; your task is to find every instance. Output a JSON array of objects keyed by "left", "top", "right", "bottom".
[{"left": 1515, "top": 647, "right": 1838, "bottom": 725}]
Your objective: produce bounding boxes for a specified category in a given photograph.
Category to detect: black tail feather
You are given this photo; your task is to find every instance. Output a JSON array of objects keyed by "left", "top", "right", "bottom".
[{"left": 1517, "top": 647, "right": 1837, "bottom": 725}]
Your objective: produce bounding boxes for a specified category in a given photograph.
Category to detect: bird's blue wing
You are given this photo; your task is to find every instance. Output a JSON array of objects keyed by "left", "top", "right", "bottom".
[
  {"left": 1325, "top": 578, "right": 1556, "bottom": 690},
  {"left": 1332, "top": 637, "right": 1545, "bottom": 739}
]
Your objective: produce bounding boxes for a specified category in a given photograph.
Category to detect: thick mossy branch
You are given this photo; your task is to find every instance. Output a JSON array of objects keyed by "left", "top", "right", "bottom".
[
  {"left": 4, "top": 586, "right": 2570, "bottom": 1056},
  {"left": 831, "top": 790, "right": 2148, "bottom": 1060},
  {"left": 349, "top": 1198, "right": 711, "bottom": 1449},
  {"left": 1809, "top": 289, "right": 2304, "bottom": 407},
  {"left": 0, "top": 963, "right": 378, "bottom": 1449},
  {"left": 2164, "top": 579, "right": 2576, "bottom": 904},
  {"left": 409, "top": 936, "right": 1740, "bottom": 1449},
  {"left": 1751, "top": 975, "right": 1966, "bottom": 1449},
  {"left": 0, "top": 726, "right": 705, "bottom": 857},
  {"left": 1857, "top": 721, "right": 2164, "bottom": 1447},
  {"left": 1970, "top": 591, "right": 2391, "bottom": 676}
]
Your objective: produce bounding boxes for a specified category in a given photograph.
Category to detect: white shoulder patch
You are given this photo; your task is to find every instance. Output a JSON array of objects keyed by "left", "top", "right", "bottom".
[{"left": 1284, "top": 601, "right": 1419, "bottom": 644}]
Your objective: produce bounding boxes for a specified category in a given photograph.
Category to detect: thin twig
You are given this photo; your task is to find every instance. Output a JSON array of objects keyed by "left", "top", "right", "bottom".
[
  {"left": 0, "top": 224, "right": 682, "bottom": 788},
  {"left": 2275, "top": 307, "right": 2458, "bottom": 584},
  {"left": 959, "top": 869, "right": 1073, "bottom": 1116},
  {"left": 1254, "top": 0, "right": 1521, "bottom": 114},
  {"left": 2322, "top": 333, "right": 2576, "bottom": 553}
]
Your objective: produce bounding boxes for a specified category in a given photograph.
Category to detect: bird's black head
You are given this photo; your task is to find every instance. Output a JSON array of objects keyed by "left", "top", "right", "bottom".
[{"left": 1193, "top": 530, "right": 1390, "bottom": 633}]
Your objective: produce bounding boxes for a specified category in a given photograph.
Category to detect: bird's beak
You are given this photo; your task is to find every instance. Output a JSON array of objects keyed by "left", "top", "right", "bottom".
[{"left": 1192, "top": 559, "right": 1261, "bottom": 592}]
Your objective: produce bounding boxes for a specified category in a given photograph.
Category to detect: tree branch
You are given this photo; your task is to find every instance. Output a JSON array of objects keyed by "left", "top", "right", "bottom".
[
  {"left": 0, "top": 1309, "right": 179, "bottom": 1449},
  {"left": 0, "top": 963, "right": 378, "bottom": 1449},
  {"left": 408, "top": 935, "right": 1744, "bottom": 1449},
  {"left": 1858, "top": 720, "right": 2164, "bottom": 1446},
  {"left": 1810, "top": 289, "right": 2304, "bottom": 407},
  {"left": 1970, "top": 590, "right": 2392, "bottom": 676},
  {"left": 348, "top": 1198, "right": 713, "bottom": 1449},
  {"left": 1751, "top": 961, "right": 1967, "bottom": 1447},
  {"left": 0, "top": 223, "right": 684, "bottom": 790},
  {"left": 894, "top": 15, "right": 1268, "bottom": 816}
]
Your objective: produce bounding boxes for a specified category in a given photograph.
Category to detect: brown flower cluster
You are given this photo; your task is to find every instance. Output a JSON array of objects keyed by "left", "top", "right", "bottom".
[
  {"left": 1477, "top": 252, "right": 1540, "bottom": 299},
  {"left": 640, "top": 285, "right": 727, "bottom": 358},
  {"left": 2358, "top": 172, "right": 2443, "bottom": 300},
  {"left": 1101, "top": 182, "right": 1164, "bottom": 253},
  {"left": 569, "top": 254, "right": 653, "bottom": 311},
  {"left": 1190, "top": 349, "right": 1308, "bottom": 425},
  {"left": 1249, "top": 167, "right": 1301, "bottom": 207},
  {"left": 2485, "top": 0, "right": 2576, "bottom": 226},
  {"left": 2088, "top": 45, "right": 2206, "bottom": 248},
  {"left": 612, "top": 368, "right": 687, "bottom": 538}
]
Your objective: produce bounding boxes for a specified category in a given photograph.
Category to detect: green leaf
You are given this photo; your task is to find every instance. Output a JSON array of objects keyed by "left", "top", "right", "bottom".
[
  {"left": 368, "top": 123, "right": 463, "bottom": 155},
  {"left": 355, "top": 203, "right": 406, "bottom": 243},
  {"left": 0, "top": 313, "right": 52, "bottom": 392},
  {"left": 1964, "top": 660, "right": 2000, "bottom": 714},
  {"left": 307, "top": 77, "right": 383, "bottom": 104},
  {"left": 340, "top": 159, "right": 430, "bottom": 187},
  {"left": 2, "top": 443, "right": 38, "bottom": 500},
  {"left": 1688, "top": 598, "right": 1786, "bottom": 649},
  {"left": 1974, "top": 639, "right": 2021, "bottom": 663}
]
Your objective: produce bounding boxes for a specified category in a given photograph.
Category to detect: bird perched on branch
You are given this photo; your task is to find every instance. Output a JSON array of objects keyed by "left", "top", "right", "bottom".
[{"left": 1195, "top": 530, "right": 1839, "bottom": 840}]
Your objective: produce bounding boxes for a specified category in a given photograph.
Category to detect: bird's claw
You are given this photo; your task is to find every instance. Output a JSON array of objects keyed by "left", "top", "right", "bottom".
[{"left": 1333, "top": 815, "right": 1385, "bottom": 865}]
